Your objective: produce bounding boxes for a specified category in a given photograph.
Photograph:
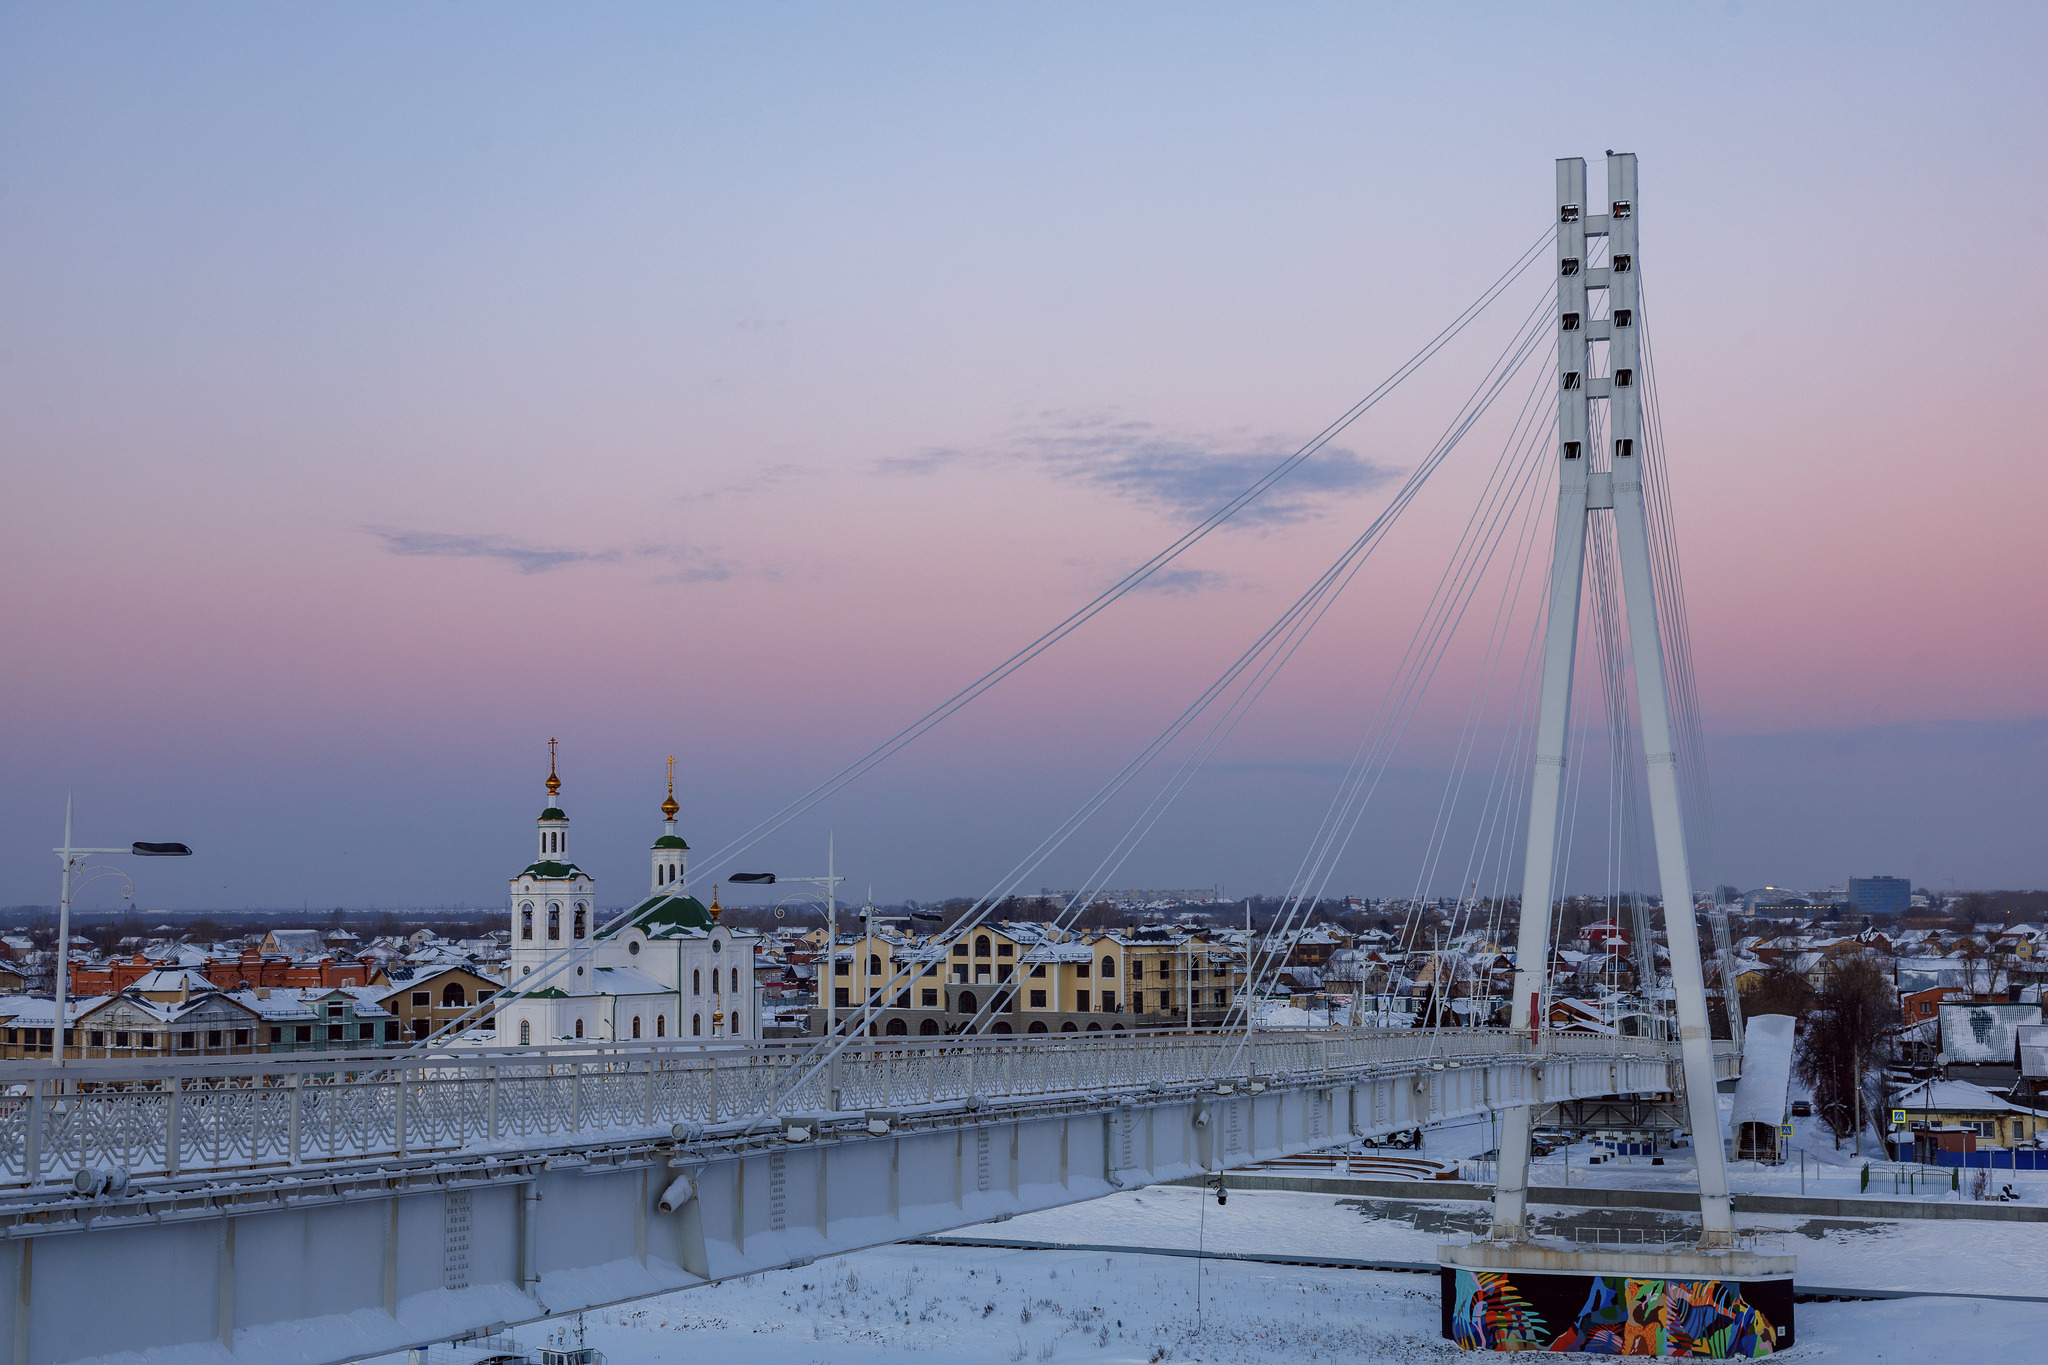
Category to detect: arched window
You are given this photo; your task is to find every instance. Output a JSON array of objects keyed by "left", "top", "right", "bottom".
[
  {"left": 656, "top": 1014, "right": 665, "bottom": 1037},
  {"left": 519, "top": 1020, "right": 531, "bottom": 1045},
  {"left": 692, "top": 969, "right": 701, "bottom": 996},
  {"left": 920, "top": 1018, "right": 939, "bottom": 1036},
  {"left": 442, "top": 983, "right": 467, "bottom": 1007},
  {"left": 975, "top": 935, "right": 991, "bottom": 958},
  {"left": 731, "top": 967, "right": 740, "bottom": 993},
  {"left": 573, "top": 907, "right": 587, "bottom": 939},
  {"left": 573, "top": 1019, "right": 584, "bottom": 1039},
  {"left": 885, "top": 1018, "right": 907, "bottom": 1035},
  {"left": 731, "top": 1008, "right": 741, "bottom": 1036},
  {"left": 520, "top": 905, "right": 534, "bottom": 940},
  {"left": 631, "top": 1016, "right": 641, "bottom": 1039},
  {"left": 959, "top": 991, "right": 978, "bottom": 1015},
  {"left": 869, "top": 954, "right": 881, "bottom": 976},
  {"left": 692, "top": 1014, "right": 702, "bottom": 1036},
  {"left": 548, "top": 905, "right": 561, "bottom": 940},
  {"left": 1100, "top": 956, "right": 1116, "bottom": 978}
]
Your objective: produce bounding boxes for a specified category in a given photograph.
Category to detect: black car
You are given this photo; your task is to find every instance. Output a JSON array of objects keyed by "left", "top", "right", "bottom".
[{"left": 1790, "top": 1100, "right": 1812, "bottom": 1117}]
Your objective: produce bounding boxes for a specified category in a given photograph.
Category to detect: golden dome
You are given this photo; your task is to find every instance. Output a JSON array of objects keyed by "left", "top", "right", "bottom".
[
  {"left": 661, "top": 754, "right": 680, "bottom": 820},
  {"left": 545, "top": 737, "right": 562, "bottom": 797},
  {"left": 709, "top": 885, "right": 722, "bottom": 922}
]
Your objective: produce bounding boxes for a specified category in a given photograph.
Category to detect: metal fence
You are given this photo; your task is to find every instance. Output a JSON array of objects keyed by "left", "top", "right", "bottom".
[{"left": 0, "top": 1027, "right": 1691, "bottom": 1191}]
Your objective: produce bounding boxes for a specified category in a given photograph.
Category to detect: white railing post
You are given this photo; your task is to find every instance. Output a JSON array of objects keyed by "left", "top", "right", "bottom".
[
  {"left": 288, "top": 1072, "right": 302, "bottom": 1166},
  {"left": 395, "top": 1068, "right": 408, "bottom": 1158},
  {"left": 165, "top": 1076, "right": 181, "bottom": 1179},
  {"left": 24, "top": 1077, "right": 42, "bottom": 1186},
  {"left": 488, "top": 1064, "right": 501, "bottom": 1143}
]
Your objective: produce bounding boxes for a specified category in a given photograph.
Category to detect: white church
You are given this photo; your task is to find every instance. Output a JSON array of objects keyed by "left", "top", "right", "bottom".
[{"left": 496, "top": 748, "right": 759, "bottom": 1046}]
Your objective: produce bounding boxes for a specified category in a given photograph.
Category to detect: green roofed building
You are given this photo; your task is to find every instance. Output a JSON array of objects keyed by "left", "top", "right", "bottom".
[{"left": 496, "top": 746, "right": 758, "bottom": 1049}]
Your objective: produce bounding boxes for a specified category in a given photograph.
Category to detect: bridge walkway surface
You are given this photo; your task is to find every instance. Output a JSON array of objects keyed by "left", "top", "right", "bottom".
[{"left": 0, "top": 1027, "right": 1727, "bottom": 1365}]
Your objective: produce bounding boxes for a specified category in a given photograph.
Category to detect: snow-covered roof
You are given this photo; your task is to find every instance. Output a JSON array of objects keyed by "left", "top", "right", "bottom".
[
  {"left": 1730, "top": 1014, "right": 1795, "bottom": 1132},
  {"left": 1938, "top": 1002, "right": 2040, "bottom": 1064},
  {"left": 2020, "top": 1024, "right": 2048, "bottom": 1080},
  {"left": 589, "top": 965, "right": 675, "bottom": 996},
  {"left": 1893, "top": 1078, "right": 2024, "bottom": 1115},
  {"left": 125, "top": 968, "right": 218, "bottom": 995}
]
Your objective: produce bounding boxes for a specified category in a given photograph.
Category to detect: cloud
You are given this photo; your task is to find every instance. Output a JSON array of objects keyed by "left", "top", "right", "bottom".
[
  {"left": 677, "top": 462, "right": 808, "bottom": 504},
  {"left": 880, "top": 412, "right": 1399, "bottom": 527},
  {"left": 365, "top": 526, "right": 739, "bottom": 582},
  {"left": 1130, "top": 567, "right": 1233, "bottom": 596},
  {"left": 876, "top": 447, "right": 969, "bottom": 476}
]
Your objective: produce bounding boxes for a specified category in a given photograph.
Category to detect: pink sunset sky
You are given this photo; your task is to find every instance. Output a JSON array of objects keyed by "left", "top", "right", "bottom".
[{"left": 3, "top": 3, "right": 2043, "bottom": 911}]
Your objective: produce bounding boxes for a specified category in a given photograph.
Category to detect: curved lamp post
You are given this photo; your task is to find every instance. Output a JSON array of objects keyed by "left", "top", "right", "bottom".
[{"left": 51, "top": 796, "right": 191, "bottom": 1065}]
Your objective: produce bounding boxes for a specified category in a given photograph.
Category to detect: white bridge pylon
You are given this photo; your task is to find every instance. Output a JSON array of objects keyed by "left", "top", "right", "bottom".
[{"left": 1491, "top": 152, "right": 1734, "bottom": 1246}]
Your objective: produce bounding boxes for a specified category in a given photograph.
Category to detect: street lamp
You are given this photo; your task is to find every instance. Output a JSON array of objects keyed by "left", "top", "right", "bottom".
[
  {"left": 50, "top": 796, "right": 192, "bottom": 1065},
  {"left": 729, "top": 836, "right": 847, "bottom": 1035}
]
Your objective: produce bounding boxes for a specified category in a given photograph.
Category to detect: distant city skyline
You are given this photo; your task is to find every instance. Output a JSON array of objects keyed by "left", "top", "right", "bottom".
[{"left": 5, "top": 4, "right": 2044, "bottom": 910}]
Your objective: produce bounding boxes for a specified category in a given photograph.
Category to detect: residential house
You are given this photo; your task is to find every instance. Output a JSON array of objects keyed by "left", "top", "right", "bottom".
[
  {"left": 1891, "top": 1078, "right": 2044, "bottom": 1158},
  {"left": 378, "top": 963, "right": 503, "bottom": 1041}
]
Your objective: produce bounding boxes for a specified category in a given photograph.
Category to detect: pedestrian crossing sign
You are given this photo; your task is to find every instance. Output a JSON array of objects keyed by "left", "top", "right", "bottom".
[
  {"left": 1892, "top": 1109, "right": 1906, "bottom": 1124},
  {"left": 1779, "top": 1123, "right": 1794, "bottom": 1139}
]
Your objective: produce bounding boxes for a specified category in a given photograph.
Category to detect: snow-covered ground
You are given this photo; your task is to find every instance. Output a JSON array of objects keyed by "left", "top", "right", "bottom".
[
  {"left": 1418, "top": 1112, "right": 2048, "bottom": 1206},
  {"left": 999, "top": 1183, "right": 2048, "bottom": 1298},
  {"left": 366, "top": 1184, "right": 2048, "bottom": 1365}
]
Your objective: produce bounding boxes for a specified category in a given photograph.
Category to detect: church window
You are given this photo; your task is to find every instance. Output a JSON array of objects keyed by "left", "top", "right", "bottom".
[
  {"left": 631, "top": 1016, "right": 641, "bottom": 1039},
  {"left": 656, "top": 1014, "right": 665, "bottom": 1037},
  {"left": 520, "top": 905, "right": 533, "bottom": 940},
  {"left": 573, "top": 907, "right": 586, "bottom": 939},
  {"left": 692, "top": 1014, "right": 701, "bottom": 1036},
  {"left": 693, "top": 969, "right": 701, "bottom": 996},
  {"left": 574, "top": 1019, "right": 584, "bottom": 1039},
  {"left": 548, "top": 905, "right": 560, "bottom": 939},
  {"left": 732, "top": 968, "right": 740, "bottom": 994},
  {"left": 519, "top": 1020, "right": 531, "bottom": 1045}
]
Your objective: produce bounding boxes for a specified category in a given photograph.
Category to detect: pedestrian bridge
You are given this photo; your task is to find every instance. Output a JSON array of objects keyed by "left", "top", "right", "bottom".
[{"left": 0, "top": 1028, "right": 1736, "bottom": 1365}]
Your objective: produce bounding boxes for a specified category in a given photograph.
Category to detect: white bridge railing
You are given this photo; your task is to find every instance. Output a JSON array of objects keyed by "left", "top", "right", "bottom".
[{"left": 0, "top": 1027, "right": 1687, "bottom": 1192}]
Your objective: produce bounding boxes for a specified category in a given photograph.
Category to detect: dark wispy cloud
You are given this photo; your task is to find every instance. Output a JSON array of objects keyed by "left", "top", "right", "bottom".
[
  {"left": 365, "top": 527, "right": 738, "bottom": 583},
  {"left": 882, "top": 411, "right": 1399, "bottom": 527}
]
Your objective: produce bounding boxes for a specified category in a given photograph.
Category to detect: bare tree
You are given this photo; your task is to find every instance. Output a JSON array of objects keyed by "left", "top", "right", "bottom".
[
  {"left": 1794, "top": 954, "right": 1899, "bottom": 1149},
  {"left": 1740, "top": 959, "right": 1814, "bottom": 1020}
]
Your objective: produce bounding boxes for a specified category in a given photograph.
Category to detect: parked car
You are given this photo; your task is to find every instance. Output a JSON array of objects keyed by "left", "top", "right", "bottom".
[{"left": 1790, "top": 1100, "right": 1812, "bottom": 1117}]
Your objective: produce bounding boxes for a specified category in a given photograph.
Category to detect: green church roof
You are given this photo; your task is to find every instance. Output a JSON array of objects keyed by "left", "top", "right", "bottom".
[
  {"left": 515, "top": 860, "right": 588, "bottom": 881},
  {"left": 599, "top": 892, "right": 714, "bottom": 940},
  {"left": 538, "top": 807, "right": 568, "bottom": 821},
  {"left": 652, "top": 834, "right": 690, "bottom": 850}
]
